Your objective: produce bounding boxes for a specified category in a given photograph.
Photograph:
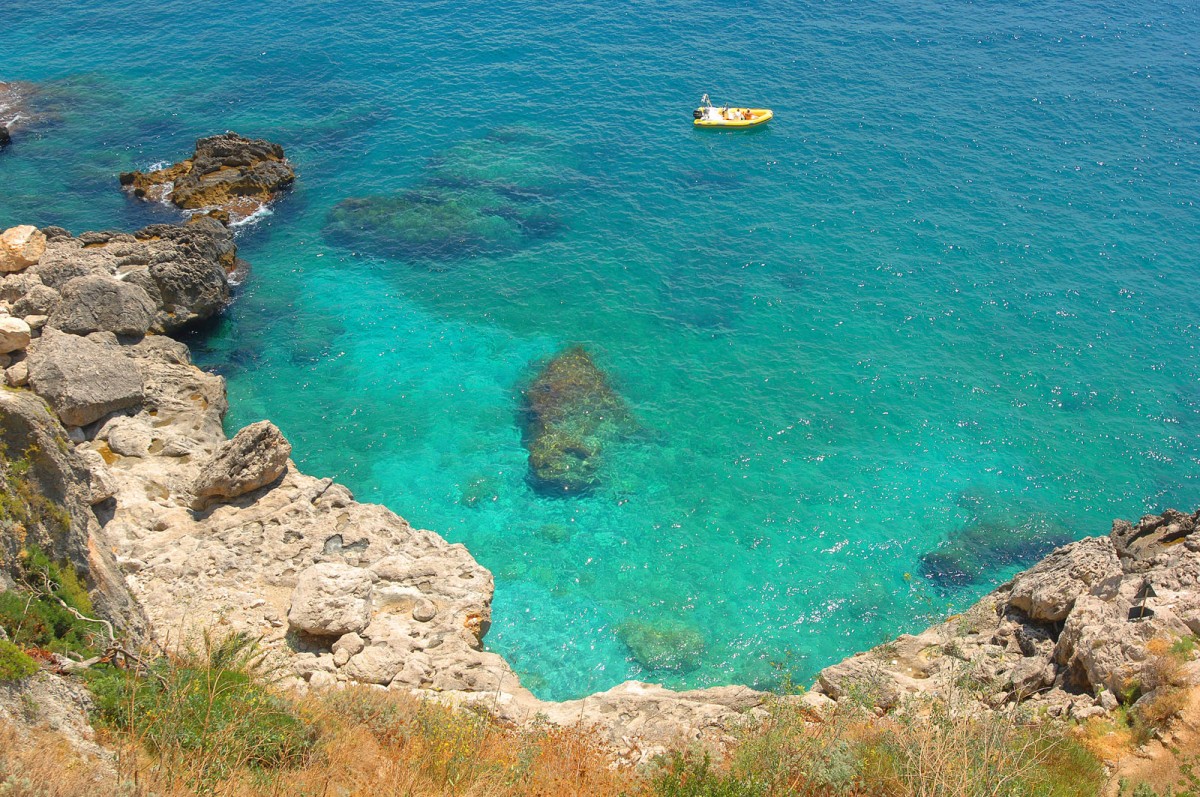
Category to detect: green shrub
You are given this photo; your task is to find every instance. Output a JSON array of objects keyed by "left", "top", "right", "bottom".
[
  {"left": 0, "top": 588, "right": 103, "bottom": 658},
  {"left": 87, "top": 633, "right": 314, "bottom": 787},
  {"left": 1170, "top": 634, "right": 1198, "bottom": 660},
  {"left": 0, "top": 547, "right": 105, "bottom": 659},
  {"left": 651, "top": 753, "right": 765, "bottom": 797},
  {"left": 21, "top": 547, "right": 93, "bottom": 617},
  {"left": 0, "top": 639, "right": 37, "bottom": 681}
]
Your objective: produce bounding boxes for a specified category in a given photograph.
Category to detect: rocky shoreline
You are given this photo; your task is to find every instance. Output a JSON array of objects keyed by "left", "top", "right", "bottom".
[{"left": 0, "top": 134, "right": 1196, "bottom": 770}]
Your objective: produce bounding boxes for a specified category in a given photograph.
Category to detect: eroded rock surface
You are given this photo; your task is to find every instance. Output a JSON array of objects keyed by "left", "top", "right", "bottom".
[
  {"left": 50, "top": 274, "right": 156, "bottom": 337},
  {"left": 26, "top": 328, "right": 144, "bottom": 427},
  {"left": 120, "top": 132, "right": 294, "bottom": 222}
]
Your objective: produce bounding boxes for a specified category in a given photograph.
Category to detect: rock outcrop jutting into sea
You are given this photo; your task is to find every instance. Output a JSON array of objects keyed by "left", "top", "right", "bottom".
[
  {"left": 814, "top": 511, "right": 1200, "bottom": 720},
  {"left": 119, "top": 133, "right": 296, "bottom": 224}
]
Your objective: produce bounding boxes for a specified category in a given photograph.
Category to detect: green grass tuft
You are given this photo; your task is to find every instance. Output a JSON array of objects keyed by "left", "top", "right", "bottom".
[
  {"left": 87, "top": 632, "right": 314, "bottom": 788},
  {"left": 0, "top": 639, "right": 37, "bottom": 682}
]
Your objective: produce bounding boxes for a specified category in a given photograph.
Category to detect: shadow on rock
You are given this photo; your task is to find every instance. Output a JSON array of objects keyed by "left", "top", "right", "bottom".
[{"left": 518, "top": 346, "right": 635, "bottom": 496}]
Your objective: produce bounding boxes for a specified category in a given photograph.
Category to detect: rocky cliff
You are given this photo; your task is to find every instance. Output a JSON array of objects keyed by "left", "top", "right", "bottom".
[{"left": 0, "top": 217, "right": 1196, "bottom": 764}]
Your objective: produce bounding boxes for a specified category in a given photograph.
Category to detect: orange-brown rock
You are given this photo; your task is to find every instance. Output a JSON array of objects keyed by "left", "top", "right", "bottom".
[{"left": 119, "top": 132, "right": 294, "bottom": 222}]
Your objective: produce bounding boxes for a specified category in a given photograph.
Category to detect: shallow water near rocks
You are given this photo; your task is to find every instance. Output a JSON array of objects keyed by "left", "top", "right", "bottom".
[{"left": 2, "top": 0, "right": 1199, "bottom": 700}]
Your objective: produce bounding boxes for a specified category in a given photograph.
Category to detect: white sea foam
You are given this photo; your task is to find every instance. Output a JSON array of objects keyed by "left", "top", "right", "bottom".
[{"left": 229, "top": 204, "right": 274, "bottom": 231}]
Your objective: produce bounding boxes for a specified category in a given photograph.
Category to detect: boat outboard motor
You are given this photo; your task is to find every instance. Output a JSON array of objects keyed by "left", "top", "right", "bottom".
[{"left": 693, "top": 109, "right": 704, "bottom": 119}]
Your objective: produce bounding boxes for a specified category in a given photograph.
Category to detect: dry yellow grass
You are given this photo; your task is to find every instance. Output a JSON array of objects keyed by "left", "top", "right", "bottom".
[
  {"left": 0, "top": 722, "right": 115, "bottom": 796},
  {"left": 86, "top": 685, "right": 639, "bottom": 797}
]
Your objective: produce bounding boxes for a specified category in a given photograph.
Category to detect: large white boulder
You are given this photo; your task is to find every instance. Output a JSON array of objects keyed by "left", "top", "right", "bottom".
[
  {"left": 0, "top": 316, "right": 31, "bottom": 354},
  {"left": 287, "top": 562, "right": 373, "bottom": 638},
  {"left": 191, "top": 420, "right": 291, "bottom": 504}
]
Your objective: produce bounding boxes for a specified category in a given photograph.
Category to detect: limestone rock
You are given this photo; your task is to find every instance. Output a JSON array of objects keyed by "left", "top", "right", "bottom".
[
  {"left": 0, "top": 271, "right": 45, "bottom": 303},
  {"left": 344, "top": 644, "right": 409, "bottom": 685},
  {"left": 26, "top": 328, "right": 144, "bottom": 426},
  {"left": 191, "top": 420, "right": 291, "bottom": 504},
  {"left": 332, "top": 632, "right": 366, "bottom": 656},
  {"left": 1008, "top": 537, "right": 1122, "bottom": 622},
  {"left": 29, "top": 220, "right": 235, "bottom": 333},
  {"left": 129, "top": 218, "right": 236, "bottom": 332},
  {"left": 5, "top": 360, "right": 28, "bottom": 387},
  {"left": 100, "top": 416, "right": 154, "bottom": 458},
  {"left": 1111, "top": 509, "right": 1199, "bottom": 567},
  {"left": 11, "top": 284, "right": 60, "bottom": 318},
  {"left": 816, "top": 656, "right": 905, "bottom": 710},
  {"left": 50, "top": 274, "right": 156, "bottom": 337},
  {"left": 120, "top": 132, "right": 295, "bottom": 222},
  {"left": 0, "top": 316, "right": 31, "bottom": 354},
  {"left": 0, "top": 226, "right": 46, "bottom": 273},
  {"left": 287, "top": 563, "right": 373, "bottom": 638},
  {"left": 413, "top": 598, "right": 438, "bottom": 622},
  {"left": 75, "top": 448, "right": 118, "bottom": 506},
  {"left": 309, "top": 670, "right": 337, "bottom": 689}
]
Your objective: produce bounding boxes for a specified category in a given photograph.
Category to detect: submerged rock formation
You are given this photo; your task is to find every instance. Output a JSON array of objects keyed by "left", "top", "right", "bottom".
[
  {"left": 324, "top": 189, "right": 558, "bottom": 262},
  {"left": 119, "top": 132, "right": 295, "bottom": 223},
  {"left": 617, "top": 619, "right": 707, "bottom": 674},
  {"left": 323, "top": 126, "right": 571, "bottom": 263},
  {"left": 520, "top": 345, "right": 633, "bottom": 494},
  {"left": 920, "top": 517, "right": 1073, "bottom": 588}
]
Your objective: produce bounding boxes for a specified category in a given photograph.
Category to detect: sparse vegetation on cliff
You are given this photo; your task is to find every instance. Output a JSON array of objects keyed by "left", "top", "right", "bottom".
[
  {"left": 0, "top": 439, "right": 72, "bottom": 558},
  {"left": 1, "top": 668, "right": 1119, "bottom": 797},
  {"left": 0, "top": 547, "right": 105, "bottom": 659},
  {"left": 0, "top": 639, "right": 36, "bottom": 681}
]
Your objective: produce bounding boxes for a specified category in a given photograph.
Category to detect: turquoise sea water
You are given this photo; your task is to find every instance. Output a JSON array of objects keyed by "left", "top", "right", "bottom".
[{"left": 3, "top": 0, "right": 1199, "bottom": 700}]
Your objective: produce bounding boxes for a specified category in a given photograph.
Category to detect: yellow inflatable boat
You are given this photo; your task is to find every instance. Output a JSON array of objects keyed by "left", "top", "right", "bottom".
[{"left": 693, "top": 94, "right": 772, "bottom": 128}]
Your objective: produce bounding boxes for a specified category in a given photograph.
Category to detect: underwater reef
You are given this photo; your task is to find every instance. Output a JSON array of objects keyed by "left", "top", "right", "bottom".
[
  {"left": 919, "top": 516, "right": 1073, "bottom": 589},
  {"left": 616, "top": 619, "right": 707, "bottom": 674},
  {"left": 323, "top": 127, "right": 575, "bottom": 264},
  {"left": 519, "top": 345, "right": 633, "bottom": 495}
]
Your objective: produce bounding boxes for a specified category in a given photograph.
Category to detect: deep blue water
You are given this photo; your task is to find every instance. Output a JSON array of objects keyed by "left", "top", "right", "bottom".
[{"left": 2, "top": 0, "right": 1199, "bottom": 700}]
